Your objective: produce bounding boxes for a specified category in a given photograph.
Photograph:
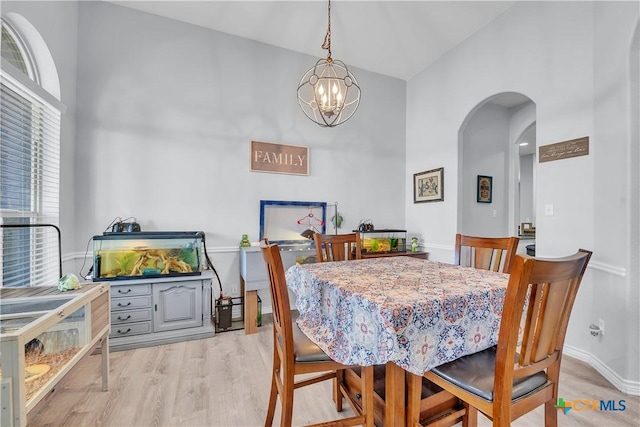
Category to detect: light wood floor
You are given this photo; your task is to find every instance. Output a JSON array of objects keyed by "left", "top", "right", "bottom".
[{"left": 28, "top": 316, "right": 639, "bottom": 427}]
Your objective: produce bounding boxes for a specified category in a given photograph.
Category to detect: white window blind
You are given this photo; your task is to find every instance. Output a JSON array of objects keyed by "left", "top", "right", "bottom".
[{"left": 1, "top": 70, "right": 61, "bottom": 287}]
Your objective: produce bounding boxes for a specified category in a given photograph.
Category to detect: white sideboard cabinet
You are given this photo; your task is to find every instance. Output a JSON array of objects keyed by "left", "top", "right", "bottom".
[{"left": 109, "top": 270, "right": 214, "bottom": 351}]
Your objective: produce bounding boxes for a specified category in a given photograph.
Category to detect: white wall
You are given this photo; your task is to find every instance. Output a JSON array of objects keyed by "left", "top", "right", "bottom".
[
  {"left": 591, "top": 2, "right": 640, "bottom": 387},
  {"left": 71, "top": 2, "right": 406, "bottom": 304},
  {"left": 1, "top": 1, "right": 406, "bottom": 309},
  {"left": 406, "top": 1, "right": 639, "bottom": 389}
]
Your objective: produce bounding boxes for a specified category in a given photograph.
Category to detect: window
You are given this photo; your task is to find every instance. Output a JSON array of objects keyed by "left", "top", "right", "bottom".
[{"left": 1, "top": 18, "right": 61, "bottom": 287}]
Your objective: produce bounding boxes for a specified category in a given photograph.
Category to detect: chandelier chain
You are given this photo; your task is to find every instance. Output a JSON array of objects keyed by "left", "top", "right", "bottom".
[{"left": 321, "top": 0, "right": 332, "bottom": 59}]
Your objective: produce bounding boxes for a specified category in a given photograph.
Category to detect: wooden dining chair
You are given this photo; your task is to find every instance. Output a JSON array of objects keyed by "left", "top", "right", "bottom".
[
  {"left": 260, "top": 240, "right": 374, "bottom": 427},
  {"left": 314, "top": 232, "right": 362, "bottom": 262},
  {"left": 416, "top": 249, "right": 592, "bottom": 427},
  {"left": 454, "top": 233, "right": 519, "bottom": 273}
]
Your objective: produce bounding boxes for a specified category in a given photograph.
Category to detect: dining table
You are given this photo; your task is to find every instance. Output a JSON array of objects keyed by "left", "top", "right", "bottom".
[{"left": 285, "top": 256, "right": 510, "bottom": 426}]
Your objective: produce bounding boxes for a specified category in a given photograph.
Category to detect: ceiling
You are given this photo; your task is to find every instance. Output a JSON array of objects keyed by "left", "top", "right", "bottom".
[{"left": 108, "top": 1, "right": 516, "bottom": 81}]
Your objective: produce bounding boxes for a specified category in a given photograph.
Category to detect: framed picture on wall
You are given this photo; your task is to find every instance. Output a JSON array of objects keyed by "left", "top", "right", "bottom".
[
  {"left": 477, "top": 175, "right": 493, "bottom": 203},
  {"left": 414, "top": 167, "right": 444, "bottom": 203}
]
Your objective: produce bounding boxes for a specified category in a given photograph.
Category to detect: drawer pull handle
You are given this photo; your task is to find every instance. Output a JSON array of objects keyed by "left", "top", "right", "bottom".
[
  {"left": 117, "top": 315, "right": 132, "bottom": 321},
  {"left": 118, "top": 289, "right": 132, "bottom": 294},
  {"left": 117, "top": 302, "right": 132, "bottom": 307},
  {"left": 117, "top": 328, "right": 132, "bottom": 334}
]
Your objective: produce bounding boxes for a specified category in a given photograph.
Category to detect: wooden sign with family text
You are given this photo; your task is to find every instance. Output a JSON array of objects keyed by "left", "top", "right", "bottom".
[
  {"left": 250, "top": 140, "right": 309, "bottom": 175},
  {"left": 539, "top": 137, "right": 589, "bottom": 163}
]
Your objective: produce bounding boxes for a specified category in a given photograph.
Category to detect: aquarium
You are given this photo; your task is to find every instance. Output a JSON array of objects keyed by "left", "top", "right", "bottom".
[
  {"left": 355, "top": 229, "right": 407, "bottom": 254},
  {"left": 92, "top": 231, "right": 203, "bottom": 281}
]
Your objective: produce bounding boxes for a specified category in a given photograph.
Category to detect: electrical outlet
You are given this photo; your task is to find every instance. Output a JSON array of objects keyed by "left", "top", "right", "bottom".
[{"left": 598, "top": 318, "right": 605, "bottom": 336}]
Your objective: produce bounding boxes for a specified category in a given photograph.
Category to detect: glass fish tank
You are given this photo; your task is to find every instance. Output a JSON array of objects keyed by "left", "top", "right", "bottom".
[
  {"left": 355, "top": 229, "right": 407, "bottom": 254},
  {"left": 92, "top": 231, "right": 203, "bottom": 281}
]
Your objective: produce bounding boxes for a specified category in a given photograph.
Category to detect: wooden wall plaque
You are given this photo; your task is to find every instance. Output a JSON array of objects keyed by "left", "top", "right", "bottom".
[
  {"left": 250, "top": 140, "right": 309, "bottom": 175},
  {"left": 539, "top": 136, "right": 589, "bottom": 163}
]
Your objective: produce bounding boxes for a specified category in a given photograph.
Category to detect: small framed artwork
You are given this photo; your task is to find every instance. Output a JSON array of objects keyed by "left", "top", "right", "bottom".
[
  {"left": 414, "top": 167, "right": 444, "bottom": 203},
  {"left": 477, "top": 175, "right": 492, "bottom": 203}
]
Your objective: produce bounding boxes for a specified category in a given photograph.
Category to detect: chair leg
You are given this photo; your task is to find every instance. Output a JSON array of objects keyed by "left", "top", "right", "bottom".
[
  {"left": 265, "top": 347, "right": 280, "bottom": 427},
  {"left": 463, "top": 404, "right": 478, "bottom": 427},
  {"left": 334, "top": 369, "right": 345, "bottom": 412},
  {"left": 280, "top": 369, "right": 295, "bottom": 427},
  {"left": 544, "top": 400, "right": 558, "bottom": 427},
  {"left": 360, "top": 365, "right": 375, "bottom": 427},
  {"left": 264, "top": 371, "right": 278, "bottom": 427},
  {"left": 545, "top": 367, "right": 560, "bottom": 427}
]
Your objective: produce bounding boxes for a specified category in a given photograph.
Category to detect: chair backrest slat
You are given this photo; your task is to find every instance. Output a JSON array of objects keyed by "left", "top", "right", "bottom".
[
  {"left": 314, "top": 233, "right": 361, "bottom": 262},
  {"left": 455, "top": 234, "right": 519, "bottom": 273},
  {"left": 473, "top": 247, "right": 500, "bottom": 271}
]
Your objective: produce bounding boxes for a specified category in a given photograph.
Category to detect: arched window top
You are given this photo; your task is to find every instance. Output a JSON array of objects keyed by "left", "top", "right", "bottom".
[
  {"left": 1, "top": 13, "right": 60, "bottom": 102},
  {"left": 1, "top": 18, "right": 37, "bottom": 82}
]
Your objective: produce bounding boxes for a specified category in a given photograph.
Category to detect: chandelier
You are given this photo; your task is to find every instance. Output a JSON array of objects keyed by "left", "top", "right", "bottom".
[{"left": 297, "top": 0, "right": 361, "bottom": 128}]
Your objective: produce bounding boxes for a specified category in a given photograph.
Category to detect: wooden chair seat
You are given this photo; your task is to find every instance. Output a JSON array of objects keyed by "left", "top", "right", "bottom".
[
  {"left": 291, "top": 322, "right": 337, "bottom": 363},
  {"left": 430, "top": 346, "right": 548, "bottom": 401}
]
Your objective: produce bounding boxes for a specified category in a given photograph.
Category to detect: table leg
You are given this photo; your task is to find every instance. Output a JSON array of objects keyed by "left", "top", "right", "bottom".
[
  {"left": 406, "top": 371, "right": 422, "bottom": 426},
  {"left": 244, "top": 290, "right": 258, "bottom": 334},
  {"left": 384, "top": 361, "right": 405, "bottom": 427},
  {"left": 101, "top": 334, "right": 109, "bottom": 391}
]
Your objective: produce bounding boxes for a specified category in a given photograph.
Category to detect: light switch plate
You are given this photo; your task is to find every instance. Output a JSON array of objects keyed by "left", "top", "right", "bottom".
[{"left": 545, "top": 204, "right": 554, "bottom": 216}]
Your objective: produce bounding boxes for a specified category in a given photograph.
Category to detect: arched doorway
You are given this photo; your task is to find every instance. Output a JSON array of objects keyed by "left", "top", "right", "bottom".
[{"left": 457, "top": 92, "right": 536, "bottom": 253}]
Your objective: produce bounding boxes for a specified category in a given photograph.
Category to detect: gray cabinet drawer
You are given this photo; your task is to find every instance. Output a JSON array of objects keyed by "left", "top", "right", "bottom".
[
  {"left": 111, "top": 295, "right": 151, "bottom": 311},
  {"left": 110, "top": 321, "right": 152, "bottom": 337},
  {"left": 112, "top": 308, "right": 152, "bottom": 324},
  {"left": 112, "top": 284, "right": 151, "bottom": 297}
]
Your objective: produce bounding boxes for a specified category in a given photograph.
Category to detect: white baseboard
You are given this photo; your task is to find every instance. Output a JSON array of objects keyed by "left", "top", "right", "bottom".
[{"left": 564, "top": 345, "right": 640, "bottom": 396}]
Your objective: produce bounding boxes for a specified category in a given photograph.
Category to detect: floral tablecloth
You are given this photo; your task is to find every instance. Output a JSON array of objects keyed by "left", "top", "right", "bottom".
[{"left": 286, "top": 256, "right": 509, "bottom": 376}]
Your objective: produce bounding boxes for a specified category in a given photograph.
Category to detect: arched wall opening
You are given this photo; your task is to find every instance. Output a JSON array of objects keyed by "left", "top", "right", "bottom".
[{"left": 457, "top": 92, "right": 536, "bottom": 252}]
